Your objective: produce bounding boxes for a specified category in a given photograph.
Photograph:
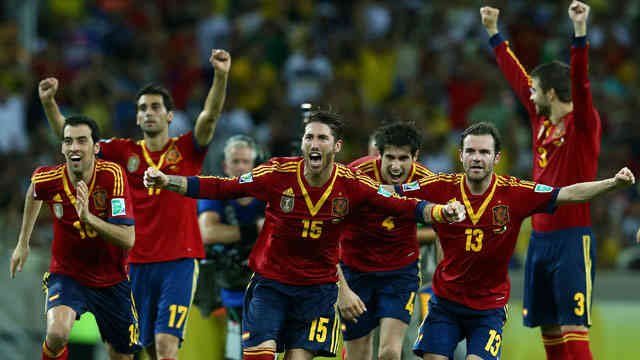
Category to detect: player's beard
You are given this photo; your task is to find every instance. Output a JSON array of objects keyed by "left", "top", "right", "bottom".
[{"left": 535, "top": 103, "right": 551, "bottom": 117}]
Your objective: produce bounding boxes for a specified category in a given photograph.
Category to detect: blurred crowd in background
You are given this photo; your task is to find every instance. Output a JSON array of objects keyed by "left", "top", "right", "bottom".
[{"left": 1, "top": 0, "right": 640, "bottom": 269}]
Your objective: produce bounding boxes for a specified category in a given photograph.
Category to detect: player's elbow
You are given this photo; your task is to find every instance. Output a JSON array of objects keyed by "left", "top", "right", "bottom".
[{"left": 123, "top": 226, "right": 135, "bottom": 250}]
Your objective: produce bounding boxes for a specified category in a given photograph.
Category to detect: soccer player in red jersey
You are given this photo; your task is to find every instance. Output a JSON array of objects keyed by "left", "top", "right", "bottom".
[
  {"left": 10, "top": 116, "right": 140, "bottom": 360},
  {"left": 38, "top": 49, "right": 231, "bottom": 360},
  {"left": 481, "top": 2, "right": 601, "bottom": 358},
  {"left": 143, "top": 111, "right": 466, "bottom": 360},
  {"left": 338, "top": 122, "right": 434, "bottom": 360},
  {"left": 393, "top": 122, "right": 633, "bottom": 360}
]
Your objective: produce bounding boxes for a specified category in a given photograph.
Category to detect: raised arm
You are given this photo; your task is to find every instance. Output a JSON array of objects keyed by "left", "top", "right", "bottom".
[
  {"left": 193, "top": 49, "right": 231, "bottom": 147},
  {"left": 480, "top": 6, "right": 537, "bottom": 121},
  {"left": 556, "top": 167, "right": 635, "bottom": 206},
  {"left": 568, "top": 1, "right": 600, "bottom": 136},
  {"left": 39, "top": 77, "right": 65, "bottom": 137},
  {"left": 74, "top": 181, "right": 135, "bottom": 250},
  {"left": 10, "top": 183, "right": 43, "bottom": 278}
]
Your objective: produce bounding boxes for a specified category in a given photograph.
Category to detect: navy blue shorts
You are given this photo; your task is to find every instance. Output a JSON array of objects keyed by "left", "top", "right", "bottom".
[
  {"left": 128, "top": 258, "right": 199, "bottom": 347},
  {"left": 523, "top": 227, "right": 596, "bottom": 327},
  {"left": 242, "top": 274, "right": 340, "bottom": 357},
  {"left": 340, "top": 261, "right": 419, "bottom": 341},
  {"left": 413, "top": 295, "right": 506, "bottom": 360},
  {"left": 43, "top": 272, "right": 142, "bottom": 354}
]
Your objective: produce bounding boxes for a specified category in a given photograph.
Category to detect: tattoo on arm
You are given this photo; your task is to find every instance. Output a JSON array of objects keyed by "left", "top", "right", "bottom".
[{"left": 166, "top": 175, "right": 187, "bottom": 194}]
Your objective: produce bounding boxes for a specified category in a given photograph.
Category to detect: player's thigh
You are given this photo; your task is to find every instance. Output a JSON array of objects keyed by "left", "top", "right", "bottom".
[
  {"left": 377, "top": 269, "right": 419, "bottom": 326},
  {"left": 43, "top": 273, "right": 86, "bottom": 340},
  {"left": 154, "top": 259, "right": 199, "bottom": 341},
  {"left": 340, "top": 265, "right": 377, "bottom": 341},
  {"left": 553, "top": 230, "right": 596, "bottom": 327},
  {"left": 242, "top": 275, "right": 288, "bottom": 351},
  {"left": 465, "top": 308, "right": 506, "bottom": 360},
  {"left": 86, "top": 279, "right": 142, "bottom": 355},
  {"left": 413, "top": 297, "right": 461, "bottom": 359},
  {"left": 127, "top": 262, "right": 156, "bottom": 347},
  {"left": 522, "top": 234, "right": 556, "bottom": 327},
  {"left": 283, "top": 282, "right": 341, "bottom": 357}
]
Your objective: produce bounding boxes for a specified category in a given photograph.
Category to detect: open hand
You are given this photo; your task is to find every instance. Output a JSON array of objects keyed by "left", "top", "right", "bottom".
[
  {"left": 9, "top": 245, "right": 29, "bottom": 279},
  {"left": 74, "top": 180, "right": 90, "bottom": 222},
  {"left": 338, "top": 286, "right": 367, "bottom": 323}
]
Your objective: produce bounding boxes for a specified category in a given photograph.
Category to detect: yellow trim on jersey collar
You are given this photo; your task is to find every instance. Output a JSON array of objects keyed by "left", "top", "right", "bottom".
[
  {"left": 138, "top": 138, "right": 177, "bottom": 170},
  {"left": 372, "top": 158, "right": 382, "bottom": 183},
  {"left": 406, "top": 162, "right": 417, "bottom": 183},
  {"left": 296, "top": 159, "right": 338, "bottom": 217},
  {"left": 460, "top": 174, "right": 497, "bottom": 225},
  {"left": 62, "top": 161, "right": 98, "bottom": 205}
]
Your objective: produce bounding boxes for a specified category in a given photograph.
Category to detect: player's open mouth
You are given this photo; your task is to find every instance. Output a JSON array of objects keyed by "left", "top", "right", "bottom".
[
  {"left": 389, "top": 172, "right": 403, "bottom": 182},
  {"left": 309, "top": 152, "right": 322, "bottom": 167},
  {"left": 70, "top": 154, "right": 82, "bottom": 163}
]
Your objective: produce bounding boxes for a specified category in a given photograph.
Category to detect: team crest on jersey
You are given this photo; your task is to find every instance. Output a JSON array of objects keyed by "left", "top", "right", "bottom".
[
  {"left": 53, "top": 203, "right": 64, "bottom": 219},
  {"left": 280, "top": 187, "right": 295, "bottom": 213},
  {"left": 92, "top": 190, "right": 108, "bottom": 210},
  {"left": 331, "top": 197, "right": 349, "bottom": 217},
  {"left": 127, "top": 154, "right": 140, "bottom": 173},
  {"left": 165, "top": 145, "right": 183, "bottom": 165},
  {"left": 492, "top": 205, "right": 509, "bottom": 226}
]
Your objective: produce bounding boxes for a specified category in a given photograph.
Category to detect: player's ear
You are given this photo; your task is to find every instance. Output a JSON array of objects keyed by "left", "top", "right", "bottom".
[
  {"left": 458, "top": 149, "right": 463, "bottom": 163},
  {"left": 167, "top": 111, "right": 173, "bottom": 125},
  {"left": 494, "top": 151, "right": 501, "bottom": 164},
  {"left": 94, "top": 142, "right": 100, "bottom": 156},
  {"left": 334, "top": 139, "right": 342, "bottom": 153}
]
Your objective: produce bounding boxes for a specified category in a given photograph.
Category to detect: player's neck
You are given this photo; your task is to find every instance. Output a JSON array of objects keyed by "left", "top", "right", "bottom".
[
  {"left": 67, "top": 158, "right": 95, "bottom": 185},
  {"left": 549, "top": 101, "right": 573, "bottom": 125},
  {"left": 144, "top": 130, "right": 170, "bottom": 152},
  {"left": 303, "top": 162, "right": 334, "bottom": 187},
  {"left": 465, "top": 173, "right": 493, "bottom": 195}
]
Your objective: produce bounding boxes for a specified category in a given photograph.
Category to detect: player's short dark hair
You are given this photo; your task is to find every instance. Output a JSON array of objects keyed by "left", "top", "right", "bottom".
[
  {"left": 531, "top": 61, "right": 571, "bottom": 103},
  {"left": 460, "top": 122, "right": 502, "bottom": 153},
  {"left": 374, "top": 122, "right": 421, "bottom": 156},
  {"left": 303, "top": 110, "right": 345, "bottom": 141},
  {"left": 63, "top": 115, "right": 101, "bottom": 144},
  {"left": 135, "top": 83, "right": 174, "bottom": 111}
]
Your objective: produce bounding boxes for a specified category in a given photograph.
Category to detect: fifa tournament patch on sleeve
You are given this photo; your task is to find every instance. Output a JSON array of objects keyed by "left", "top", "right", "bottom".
[
  {"left": 239, "top": 172, "right": 253, "bottom": 183},
  {"left": 111, "top": 198, "right": 126, "bottom": 216},
  {"left": 534, "top": 184, "right": 554, "bottom": 193},
  {"left": 377, "top": 185, "right": 392, "bottom": 197},
  {"left": 402, "top": 181, "right": 420, "bottom": 192}
]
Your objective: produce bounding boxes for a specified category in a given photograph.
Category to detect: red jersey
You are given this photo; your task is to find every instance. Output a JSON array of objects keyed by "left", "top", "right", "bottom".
[
  {"left": 32, "top": 160, "right": 135, "bottom": 287},
  {"left": 190, "top": 157, "right": 420, "bottom": 286},
  {"left": 400, "top": 173, "right": 558, "bottom": 310},
  {"left": 100, "top": 131, "right": 206, "bottom": 263},
  {"left": 341, "top": 156, "right": 434, "bottom": 272},
  {"left": 492, "top": 35, "right": 601, "bottom": 232}
]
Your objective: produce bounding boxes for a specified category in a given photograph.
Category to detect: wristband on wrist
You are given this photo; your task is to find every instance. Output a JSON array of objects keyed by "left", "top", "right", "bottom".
[{"left": 431, "top": 204, "right": 445, "bottom": 223}]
